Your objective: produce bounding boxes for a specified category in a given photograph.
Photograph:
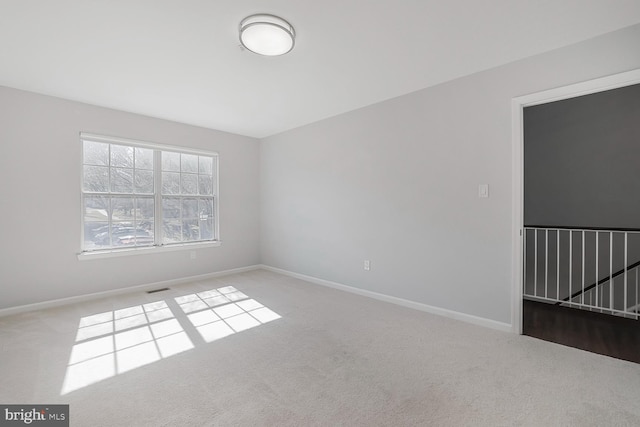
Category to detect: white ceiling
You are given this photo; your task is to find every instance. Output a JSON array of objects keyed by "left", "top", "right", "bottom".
[{"left": 1, "top": 1, "right": 640, "bottom": 138}]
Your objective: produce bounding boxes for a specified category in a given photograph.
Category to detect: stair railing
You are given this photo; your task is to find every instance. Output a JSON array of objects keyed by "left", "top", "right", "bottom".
[{"left": 523, "top": 226, "right": 640, "bottom": 320}]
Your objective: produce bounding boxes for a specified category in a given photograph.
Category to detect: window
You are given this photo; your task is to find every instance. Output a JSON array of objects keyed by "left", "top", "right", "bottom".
[{"left": 81, "top": 134, "right": 218, "bottom": 253}]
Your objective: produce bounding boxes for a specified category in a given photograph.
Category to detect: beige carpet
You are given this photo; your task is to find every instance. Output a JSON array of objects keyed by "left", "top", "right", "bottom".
[{"left": 1, "top": 269, "right": 639, "bottom": 426}]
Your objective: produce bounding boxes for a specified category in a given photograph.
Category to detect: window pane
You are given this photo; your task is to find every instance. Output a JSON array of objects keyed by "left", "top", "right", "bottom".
[
  {"left": 87, "top": 208, "right": 114, "bottom": 246},
  {"left": 198, "top": 175, "right": 213, "bottom": 195},
  {"left": 162, "top": 198, "right": 180, "bottom": 219},
  {"left": 182, "top": 219, "right": 198, "bottom": 241},
  {"left": 111, "top": 222, "right": 149, "bottom": 246},
  {"left": 135, "top": 221, "right": 154, "bottom": 246},
  {"left": 84, "top": 221, "right": 109, "bottom": 250},
  {"left": 110, "top": 223, "right": 129, "bottom": 246},
  {"left": 112, "top": 197, "right": 134, "bottom": 221},
  {"left": 135, "top": 147, "right": 153, "bottom": 170},
  {"left": 182, "top": 199, "right": 198, "bottom": 219},
  {"left": 84, "top": 166, "right": 109, "bottom": 192},
  {"left": 162, "top": 152, "right": 180, "bottom": 171},
  {"left": 199, "top": 156, "right": 213, "bottom": 175},
  {"left": 117, "top": 235, "right": 136, "bottom": 247},
  {"left": 84, "top": 196, "right": 110, "bottom": 222},
  {"left": 111, "top": 145, "right": 134, "bottom": 168},
  {"left": 136, "top": 197, "right": 155, "bottom": 222},
  {"left": 181, "top": 174, "right": 198, "bottom": 195},
  {"left": 163, "top": 220, "right": 181, "bottom": 244},
  {"left": 199, "top": 216, "right": 214, "bottom": 240},
  {"left": 135, "top": 170, "right": 154, "bottom": 194},
  {"left": 198, "top": 199, "right": 213, "bottom": 220},
  {"left": 162, "top": 172, "right": 180, "bottom": 194},
  {"left": 181, "top": 154, "right": 198, "bottom": 173},
  {"left": 199, "top": 199, "right": 214, "bottom": 240},
  {"left": 136, "top": 227, "right": 154, "bottom": 246},
  {"left": 111, "top": 168, "right": 134, "bottom": 193},
  {"left": 83, "top": 141, "right": 109, "bottom": 166},
  {"left": 93, "top": 226, "right": 112, "bottom": 246}
]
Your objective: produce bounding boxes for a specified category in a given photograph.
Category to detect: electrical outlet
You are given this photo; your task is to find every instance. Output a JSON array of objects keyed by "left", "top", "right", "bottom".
[
  {"left": 364, "top": 260, "right": 370, "bottom": 271},
  {"left": 190, "top": 251, "right": 197, "bottom": 260}
]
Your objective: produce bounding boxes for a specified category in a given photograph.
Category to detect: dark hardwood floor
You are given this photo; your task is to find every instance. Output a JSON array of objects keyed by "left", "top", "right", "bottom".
[{"left": 523, "top": 299, "right": 640, "bottom": 363}]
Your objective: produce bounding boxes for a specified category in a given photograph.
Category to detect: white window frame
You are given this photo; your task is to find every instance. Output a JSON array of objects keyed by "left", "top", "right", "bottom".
[{"left": 79, "top": 133, "right": 220, "bottom": 260}]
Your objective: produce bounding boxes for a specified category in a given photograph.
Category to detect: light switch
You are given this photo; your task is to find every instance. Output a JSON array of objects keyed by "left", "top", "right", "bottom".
[{"left": 478, "top": 184, "right": 489, "bottom": 198}]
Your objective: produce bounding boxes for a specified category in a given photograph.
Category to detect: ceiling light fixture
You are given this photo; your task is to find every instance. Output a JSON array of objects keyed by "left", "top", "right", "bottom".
[{"left": 239, "top": 14, "right": 295, "bottom": 56}]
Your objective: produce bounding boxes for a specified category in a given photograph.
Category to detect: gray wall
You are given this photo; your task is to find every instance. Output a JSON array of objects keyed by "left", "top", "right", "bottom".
[
  {"left": 524, "top": 83, "right": 640, "bottom": 229},
  {"left": 260, "top": 24, "right": 640, "bottom": 325},
  {"left": 0, "top": 87, "right": 260, "bottom": 309}
]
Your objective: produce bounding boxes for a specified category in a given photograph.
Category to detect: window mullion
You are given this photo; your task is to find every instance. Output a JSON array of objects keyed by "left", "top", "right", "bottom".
[
  {"left": 179, "top": 153, "right": 183, "bottom": 243},
  {"left": 108, "top": 196, "right": 113, "bottom": 246},
  {"left": 107, "top": 143, "right": 112, "bottom": 247},
  {"left": 214, "top": 156, "right": 219, "bottom": 241},
  {"left": 154, "top": 150, "right": 163, "bottom": 246}
]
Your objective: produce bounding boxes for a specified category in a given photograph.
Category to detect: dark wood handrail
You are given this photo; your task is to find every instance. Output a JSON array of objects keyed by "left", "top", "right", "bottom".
[{"left": 525, "top": 225, "right": 640, "bottom": 233}]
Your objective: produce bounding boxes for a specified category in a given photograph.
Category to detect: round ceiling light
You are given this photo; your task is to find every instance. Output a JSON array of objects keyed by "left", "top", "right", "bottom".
[{"left": 239, "top": 14, "right": 295, "bottom": 56}]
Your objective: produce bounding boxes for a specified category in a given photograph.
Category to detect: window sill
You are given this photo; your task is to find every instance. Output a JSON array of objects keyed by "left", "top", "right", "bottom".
[{"left": 77, "top": 241, "right": 221, "bottom": 260}]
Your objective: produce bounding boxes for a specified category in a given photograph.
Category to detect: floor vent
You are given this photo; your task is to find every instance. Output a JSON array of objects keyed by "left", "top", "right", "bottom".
[{"left": 146, "top": 287, "right": 170, "bottom": 294}]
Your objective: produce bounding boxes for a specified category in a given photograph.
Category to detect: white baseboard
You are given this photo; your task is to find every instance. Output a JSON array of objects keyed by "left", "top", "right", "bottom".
[
  {"left": 259, "top": 264, "right": 513, "bottom": 333},
  {"left": 0, "top": 265, "right": 261, "bottom": 317},
  {"left": 1, "top": 264, "right": 514, "bottom": 333}
]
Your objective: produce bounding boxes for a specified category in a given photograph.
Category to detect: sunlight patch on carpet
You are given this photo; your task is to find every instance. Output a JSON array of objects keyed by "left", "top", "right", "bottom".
[
  {"left": 61, "top": 286, "right": 280, "bottom": 395},
  {"left": 177, "top": 287, "right": 281, "bottom": 343}
]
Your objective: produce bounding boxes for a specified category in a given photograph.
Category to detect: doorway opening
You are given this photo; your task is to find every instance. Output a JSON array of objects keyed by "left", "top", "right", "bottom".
[{"left": 512, "top": 69, "right": 640, "bottom": 362}]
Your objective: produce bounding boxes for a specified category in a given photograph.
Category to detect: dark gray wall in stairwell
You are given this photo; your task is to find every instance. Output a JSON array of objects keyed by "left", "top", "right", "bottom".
[{"left": 524, "top": 82, "right": 640, "bottom": 230}]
